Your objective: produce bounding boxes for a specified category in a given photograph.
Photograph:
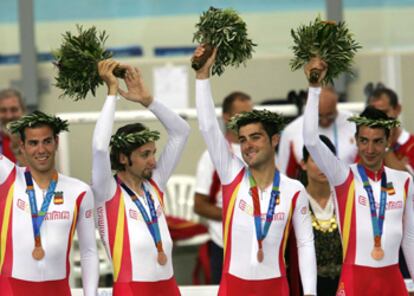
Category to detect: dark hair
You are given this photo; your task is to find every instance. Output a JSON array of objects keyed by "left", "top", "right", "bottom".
[
  {"left": 237, "top": 117, "right": 281, "bottom": 140},
  {"left": 110, "top": 123, "right": 147, "bottom": 171},
  {"left": 19, "top": 123, "right": 58, "bottom": 142},
  {"left": 371, "top": 87, "right": 399, "bottom": 108},
  {"left": 222, "top": 91, "right": 251, "bottom": 114},
  {"left": 299, "top": 135, "right": 336, "bottom": 186},
  {"left": 303, "top": 135, "right": 337, "bottom": 162},
  {"left": 356, "top": 106, "right": 391, "bottom": 138}
]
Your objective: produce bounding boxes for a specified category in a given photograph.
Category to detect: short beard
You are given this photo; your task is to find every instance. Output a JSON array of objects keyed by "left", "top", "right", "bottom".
[{"left": 143, "top": 171, "right": 153, "bottom": 180}]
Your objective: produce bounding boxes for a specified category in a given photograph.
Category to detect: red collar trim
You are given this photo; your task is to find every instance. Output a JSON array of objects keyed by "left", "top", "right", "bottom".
[{"left": 360, "top": 163, "right": 385, "bottom": 181}]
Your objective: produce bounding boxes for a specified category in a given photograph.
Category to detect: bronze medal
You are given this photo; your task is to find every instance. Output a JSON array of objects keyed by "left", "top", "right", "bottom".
[
  {"left": 32, "top": 246, "right": 45, "bottom": 260},
  {"left": 371, "top": 246, "right": 384, "bottom": 261},
  {"left": 157, "top": 251, "right": 167, "bottom": 266},
  {"left": 257, "top": 248, "right": 264, "bottom": 263}
]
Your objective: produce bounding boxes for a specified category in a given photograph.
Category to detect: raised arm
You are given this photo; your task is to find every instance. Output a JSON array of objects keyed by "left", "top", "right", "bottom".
[
  {"left": 76, "top": 187, "right": 99, "bottom": 296},
  {"left": 277, "top": 128, "right": 292, "bottom": 174},
  {"left": 292, "top": 189, "right": 317, "bottom": 296},
  {"left": 148, "top": 100, "right": 190, "bottom": 190},
  {"left": 117, "top": 65, "right": 190, "bottom": 190},
  {"left": 302, "top": 58, "right": 349, "bottom": 186},
  {"left": 193, "top": 46, "right": 243, "bottom": 184},
  {"left": 402, "top": 176, "right": 414, "bottom": 280},
  {"left": 92, "top": 60, "right": 119, "bottom": 202}
]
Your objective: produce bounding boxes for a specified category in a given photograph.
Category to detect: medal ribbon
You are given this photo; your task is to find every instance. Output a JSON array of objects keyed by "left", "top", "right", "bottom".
[
  {"left": 117, "top": 176, "right": 164, "bottom": 253},
  {"left": 24, "top": 169, "right": 58, "bottom": 247},
  {"left": 248, "top": 170, "right": 280, "bottom": 250},
  {"left": 357, "top": 164, "right": 387, "bottom": 247}
]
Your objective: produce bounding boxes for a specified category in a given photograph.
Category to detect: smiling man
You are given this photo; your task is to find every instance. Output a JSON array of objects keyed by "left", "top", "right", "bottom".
[
  {"left": 92, "top": 60, "right": 190, "bottom": 296},
  {"left": 0, "top": 111, "right": 98, "bottom": 296},
  {"left": 193, "top": 91, "right": 253, "bottom": 284},
  {"left": 193, "top": 46, "right": 316, "bottom": 296},
  {"left": 303, "top": 57, "right": 414, "bottom": 295}
]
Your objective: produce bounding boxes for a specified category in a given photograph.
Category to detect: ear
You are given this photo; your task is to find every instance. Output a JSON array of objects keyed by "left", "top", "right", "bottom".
[
  {"left": 271, "top": 134, "right": 280, "bottom": 148},
  {"left": 54, "top": 135, "right": 59, "bottom": 150},
  {"left": 19, "top": 138, "right": 25, "bottom": 153},
  {"left": 119, "top": 153, "right": 128, "bottom": 165},
  {"left": 300, "top": 159, "right": 307, "bottom": 171},
  {"left": 387, "top": 132, "right": 393, "bottom": 147},
  {"left": 395, "top": 103, "right": 402, "bottom": 116},
  {"left": 222, "top": 113, "right": 230, "bottom": 125}
]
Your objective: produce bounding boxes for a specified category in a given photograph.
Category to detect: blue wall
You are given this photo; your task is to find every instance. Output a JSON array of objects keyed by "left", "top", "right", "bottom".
[{"left": 2, "top": 0, "right": 414, "bottom": 23}]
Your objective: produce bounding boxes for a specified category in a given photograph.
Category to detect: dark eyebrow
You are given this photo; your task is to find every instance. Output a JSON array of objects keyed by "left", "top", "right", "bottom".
[{"left": 249, "top": 132, "right": 263, "bottom": 137}]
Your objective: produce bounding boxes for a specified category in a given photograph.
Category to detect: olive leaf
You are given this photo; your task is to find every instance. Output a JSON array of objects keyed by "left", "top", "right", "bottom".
[
  {"left": 53, "top": 25, "right": 125, "bottom": 101},
  {"left": 290, "top": 16, "right": 361, "bottom": 85},
  {"left": 193, "top": 7, "right": 257, "bottom": 76},
  {"left": 8, "top": 111, "right": 69, "bottom": 134}
]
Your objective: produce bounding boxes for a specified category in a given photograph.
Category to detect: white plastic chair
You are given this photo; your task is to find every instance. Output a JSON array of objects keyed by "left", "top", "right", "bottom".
[
  {"left": 70, "top": 230, "right": 112, "bottom": 287},
  {"left": 164, "top": 175, "right": 210, "bottom": 246}
]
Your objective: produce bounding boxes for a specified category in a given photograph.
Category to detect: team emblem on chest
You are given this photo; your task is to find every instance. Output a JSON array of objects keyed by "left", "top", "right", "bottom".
[{"left": 54, "top": 191, "right": 64, "bottom": 205}]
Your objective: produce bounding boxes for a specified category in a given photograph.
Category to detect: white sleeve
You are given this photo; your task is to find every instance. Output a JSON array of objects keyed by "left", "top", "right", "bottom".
[
  {"left": 91, "top": 95, "right": 118, "bottom": 203},
  {"left": 292, "top": 189, "right": 317, "bottom": 295},
  {"left": 402, "top": 176, "right": 414, "bottom": 280},
  {"left": 195, "top": 151, "right": 215, "bottom": 195},
  {"left": 277, "top": 128, "right": 292, "bottom": 174},
  {"left": 196, "top": 79, "right": 243, "bottom": 184},
  {"left": 150, "top": 99, "right": 190, "bottom": 191},
  {"left": 303, "top": 87, "right": 349, "bottom": 186},
  {"left": 76, "top": 187, "right": 99, "bottom": 296},
  {"left": 0, "top": 154, "right": 15, "bottom": 184}
]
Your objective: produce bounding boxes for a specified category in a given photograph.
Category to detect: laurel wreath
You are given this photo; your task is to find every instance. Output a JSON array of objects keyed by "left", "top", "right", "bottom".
[
  {"left": 110, "top": 129, "right": 160, "bottom": 149},
  {"left": 347, "top": 115, "right": 400, "bottom": 129},
  {"left": 8, "top": 111, "right": 69, "bottom": 134},
  {"left": 227, "top": 109, "right": 285, "bottom": 132}
]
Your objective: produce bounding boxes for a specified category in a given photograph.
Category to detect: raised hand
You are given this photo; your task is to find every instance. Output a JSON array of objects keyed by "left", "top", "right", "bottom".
[
  {"left": 304, "top": 57, "right": 327, "bottom": 87},
  {"left": 98, "top": 59, "right": 121, "bottom": 95},
  {"left": 118, "top": 65, "right": 153, "bottom": 107},
  {"left": 192, "top": 45, "right": 218, "bottom": 80}
]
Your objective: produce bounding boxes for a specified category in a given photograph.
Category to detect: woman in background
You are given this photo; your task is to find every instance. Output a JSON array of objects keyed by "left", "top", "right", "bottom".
[{"left": 301, "top": 135, "right": 342, "bottom": 296}]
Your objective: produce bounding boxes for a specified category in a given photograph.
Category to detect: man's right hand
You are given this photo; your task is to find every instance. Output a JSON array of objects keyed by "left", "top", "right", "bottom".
[
  {"left": 304, "top": 57, "right": 327, "bottom": 87},
  {"left": 98, "top": 59, "right": 121, "bottom": 96},
  {"left": 193, "top": 45, "right": 218, "bottom": 80}
]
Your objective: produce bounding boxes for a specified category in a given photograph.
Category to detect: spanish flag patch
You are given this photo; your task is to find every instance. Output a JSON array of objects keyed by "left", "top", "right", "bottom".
[
  {"left": 386, "top": 182, "right": 395, "bottom": 195},
  {"left": 54, "top": 191, "right": 64, "bottom": 205}
]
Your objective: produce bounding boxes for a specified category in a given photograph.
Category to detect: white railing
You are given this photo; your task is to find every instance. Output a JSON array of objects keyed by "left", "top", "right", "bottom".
[{"left": 56, "top": 102, "right": 365, "bottom": 175}]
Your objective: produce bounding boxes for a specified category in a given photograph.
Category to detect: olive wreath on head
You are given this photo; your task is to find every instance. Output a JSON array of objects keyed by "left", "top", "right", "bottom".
[
  {"left": 227, "top": 109, "right": 285, "bottom": 132},
  {"left": 347, "top": 115, "right": 400, "bottom": 129},
  {"left": 8, "top": 111, "right": 69, "bottom": 135},
  {"left": 109, "top": 129, "right": 160, "bottom": 150}
]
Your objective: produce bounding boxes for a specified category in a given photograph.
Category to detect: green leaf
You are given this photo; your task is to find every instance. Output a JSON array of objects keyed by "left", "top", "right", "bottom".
[
  {"left": 53, "top": 25, "right": 122, "bottom": 101},
  {"left": 290, "top": 17, "right": 362, "bottom": 84},
  {"left": 193, "top": 6, "right": 257, "bottom": 76}
]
